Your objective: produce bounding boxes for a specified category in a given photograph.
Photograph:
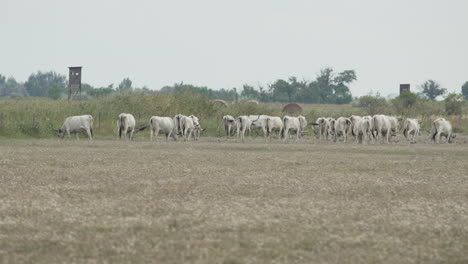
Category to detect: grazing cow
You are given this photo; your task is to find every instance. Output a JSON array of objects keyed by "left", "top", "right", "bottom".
[
  {"left": 355, "top": 118, "right": 372, "bottom": 144},
  {"left": 56, "top": 115, "right": 94, "bottom": 140},
  {"left": 349, "top": 115, "right": 362, "bottom": 138},
  {"left": 236, "top": 115, "right": 252, "bottom": 141},
  {"left": 387, "top": 116, "right": 401, "bottom": 136},
  {"left": 333, "top": 117, "right": 351, "bottom": 142},
  {"left": 117, "top": 113, "right": 136, "bottom": 140},
  {"left": 402, "top": 118, "right": 420, "bottom": 143},
  {"left": 174, "top": 114, "right": 185, "bottom": 136},
  {"left": 327, "top": 118, "right": 336, "bottom": 140},
  {"left": 429, "top": 118, "right": 456, "bottom": 144},
  {"left": 249, "top": 115, "right": 270, "bottom": 138},
  {"left": 298, "top": 116, "right": 307, "bottom": 135},
  {"left": 222, "top": 115, "right": 237, "bottom": 137},
  {"left": 266, "top": 116, "right": 284, "bottom": 139},
  {"left": 372, "top": 115, "right": 392, "bottom": 143},
  {"left": 312, "top": 117, "right": 328, "bottom": 139},
  {"left": 180, "top": 115, "right": 201, "bottom": 141},
  {"left": 283, "top": 116, "right": 307, "bottom": 141},
  {"left": 149, "top": 116, "right": 177, "bottom": 141}
]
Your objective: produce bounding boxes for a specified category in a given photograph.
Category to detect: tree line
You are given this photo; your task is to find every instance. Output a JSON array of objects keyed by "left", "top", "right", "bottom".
[
  {"left": 0, "top": 68, "right": 356, "bottom": 104},
  {"left": 1, "top": 69, "right": 467, "bottom": 105}
]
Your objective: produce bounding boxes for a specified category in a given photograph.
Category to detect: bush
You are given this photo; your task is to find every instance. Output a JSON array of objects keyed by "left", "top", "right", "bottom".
[
  {"left": 392, "top": 92, "right": 419, "bottom": 115},
  {"left": 357, "top": 95, "right": 391, "bottom": 115},
  {"left": 444, "top": 93, "right": 465, "bottom": 116}
]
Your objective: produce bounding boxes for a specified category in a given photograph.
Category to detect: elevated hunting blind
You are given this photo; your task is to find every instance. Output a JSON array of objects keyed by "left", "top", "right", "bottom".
[
  {"left": 68, "top": 66, "right": 82, "bottom": 100},
  {"left": 400, "top": 84, "right": 410, "bottom": 94}
]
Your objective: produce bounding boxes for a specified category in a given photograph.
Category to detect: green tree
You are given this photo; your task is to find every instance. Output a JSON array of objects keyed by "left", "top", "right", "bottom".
[
  {"left": 420, "top": 80, "right": 447, "bottom": 100},
  {"left": 312, "top": 68, "right": 356, "bottom": 104},
  {"left": 47, "top": 84, "right": 65, "bottom": 100},
  {"left": 0, "top": 75, "right": 27, "bottom": 97},
  {"left": 116, "top": 78, "right": 133, "bottom": 93},
  {"left": 270, "top": 79, "right": 296, "bottom": 102},
  {"left": 25, "top": 71, "right": 66, "bottom": 97},
  {"left": 462, "top": 81, "right": 468, "bottom": 100},
  {"left": 240, "top": 84, "right": 259, "bottom": 100}
]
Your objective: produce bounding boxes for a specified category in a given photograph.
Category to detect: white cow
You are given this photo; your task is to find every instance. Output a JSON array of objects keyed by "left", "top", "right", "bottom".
[
  {"left": 333, "top": 117, "right": 351, "bottom": 142},
  {"left": 222, "top": 115, "right": 237, "bottom": 137},
  {"left": 149, "top": 116, "right": 177, "bottom": 141},
  {"left": 283, "top": 115, "right": 307, "bottom": 141},
  {"left": 56, "top": 115, "right": 94, "bottom": 140},
  {"left": 402, "top": 118, "right": 420, "bottom": 143},
  {"left": 298, "top": 116, "right": 307, "bottom": 135},
  {"left": 326, "top": 118, "right": 336, "bottom": 140},
  {"left": 355, "top": 118, "right": 372, "bottom": 144},
  {"left": 429, "top": 118, "right": 455, "bottom": 144},
  {"left": 312, "top": 117, "right": 327, "bottom": 139},
  {"left": 266, "top": 116, "right": 284, "bottom": 139},
  {"left": 180, "top": 115, "right": 201, "bottom": 141},
  {"left": 249, "top": 115, "right": 270, "bottom": 138},
  {"left": 387, "top": 116, "right": 401, "bottom": 136},
  {"left": 372, "top": 115, "right": 392, "bottom": 143},
  {"left": 349, "top": 115, "right": 362, "bottom": 138},
  {"left": 117, "top": 113, "right": 136, "bottom": 140},
  {"left": 236, "top": 115, "right": 252, "bottom": 141}
]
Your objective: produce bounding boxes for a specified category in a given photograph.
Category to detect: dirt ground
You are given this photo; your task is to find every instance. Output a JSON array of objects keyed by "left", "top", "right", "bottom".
[{"left": 1, "top": 136, "right": 468, "bottom": 263}]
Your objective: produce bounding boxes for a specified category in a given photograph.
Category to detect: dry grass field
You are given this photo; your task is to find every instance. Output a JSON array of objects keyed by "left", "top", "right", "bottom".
[{"left": 1, "top": 136, "right": 468, "bottom": 263}]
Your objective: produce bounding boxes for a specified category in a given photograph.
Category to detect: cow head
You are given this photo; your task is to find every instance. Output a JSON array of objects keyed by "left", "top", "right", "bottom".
[
  {"left": 190, "top": 115, "right": 200, "bottom": 128},
  {"left": 449, "top": 134, "right": 456, "bottom": 143},
  {"left": 54, "top": 129, "right": 65, "bottom": 139}
]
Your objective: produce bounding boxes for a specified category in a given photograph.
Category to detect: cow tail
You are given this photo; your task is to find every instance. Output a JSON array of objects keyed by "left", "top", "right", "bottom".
[
  {"left": 119, "top": 115, "right": 125, "bottom": 138},
  {"left": 266, "top": 118, "right": 270, "bottom": 136}
]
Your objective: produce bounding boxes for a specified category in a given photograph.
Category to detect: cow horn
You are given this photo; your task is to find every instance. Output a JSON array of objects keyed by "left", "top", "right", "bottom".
[{"left": 311, "top": 123, "right": 319, "bottom": 126}]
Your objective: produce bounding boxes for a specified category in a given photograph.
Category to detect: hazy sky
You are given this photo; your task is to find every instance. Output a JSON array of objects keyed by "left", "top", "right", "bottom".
[{"left": 2, "top": 0, "right": 467, "bottom": 97}]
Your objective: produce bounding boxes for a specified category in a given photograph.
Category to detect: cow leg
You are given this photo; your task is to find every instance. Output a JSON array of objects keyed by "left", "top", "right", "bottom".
[
  {"left": 436, "top": 132, "right": 441, "bottom": 144},
  {"left": 166, "top": 130, "right": 171, "bottom": 141},
  {"left": 185, "top": 128, "right": 189, "bottom": 141},
  {"left": 86, "top": 128, "right": 92, "bottom": 140}
]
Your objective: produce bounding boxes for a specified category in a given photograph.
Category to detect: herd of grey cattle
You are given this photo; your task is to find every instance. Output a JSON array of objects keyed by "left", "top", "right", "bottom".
[{"left": 55, "top": 113, "right": 456, "bottom": 144}]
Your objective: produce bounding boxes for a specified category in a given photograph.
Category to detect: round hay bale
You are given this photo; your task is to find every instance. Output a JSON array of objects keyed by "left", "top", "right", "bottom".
[
  {"left": 211, "top": 99, "right": 228, "bottom": 107},
  {"left": 282, "top": 103, "right": 303, "bottom": 114},
  {"left": 244, "top": 99, "right": 259, "bottom": 105}
]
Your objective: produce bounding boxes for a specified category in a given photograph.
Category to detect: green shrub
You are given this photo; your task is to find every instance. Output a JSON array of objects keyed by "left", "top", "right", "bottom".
[{"left": 444, "top": 93, "right": 465, "bottom": 116}]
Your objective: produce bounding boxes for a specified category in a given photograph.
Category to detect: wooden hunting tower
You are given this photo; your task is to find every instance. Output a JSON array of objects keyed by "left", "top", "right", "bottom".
[
  {"left": 400, "top": 84, "right": 410, "bottom": 94},
  {"left": 68, "top": 66, "right": 82, "bottom": 100}
]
